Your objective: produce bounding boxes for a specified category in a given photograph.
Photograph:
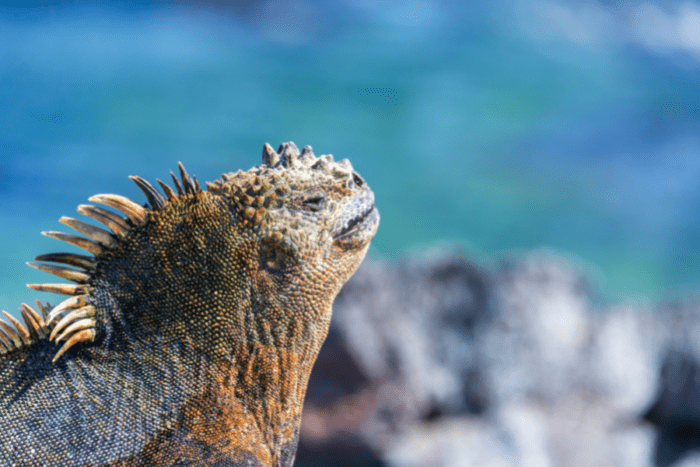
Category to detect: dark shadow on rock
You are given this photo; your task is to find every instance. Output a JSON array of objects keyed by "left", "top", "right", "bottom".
[
  {"left": 643, "top": 351, "right": 700, "bottom": 467},
  {"left": 304, "top": 327, "right": 370, "bottom": 405},
  {"left": 295, "top": 432, "right": 386, "bottom": 467}
]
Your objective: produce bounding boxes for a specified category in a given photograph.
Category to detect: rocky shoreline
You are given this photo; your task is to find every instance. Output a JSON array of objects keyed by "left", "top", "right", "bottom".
[{"left": 297, "top": 247, "right": 700, "bottom": 467}]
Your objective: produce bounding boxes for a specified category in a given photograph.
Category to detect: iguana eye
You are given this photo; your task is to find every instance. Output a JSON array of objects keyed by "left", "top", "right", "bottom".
[
  {"left": 303, "top": 195, "right": 325, "bottom": 212},
  {"left": 352, "top": 172, "right": 364, "bottom": 188}
]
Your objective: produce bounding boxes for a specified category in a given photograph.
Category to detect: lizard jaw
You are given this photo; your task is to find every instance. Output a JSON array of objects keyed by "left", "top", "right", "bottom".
[{"left": 333, "top": 197, "right": 380, "bottom": 249}]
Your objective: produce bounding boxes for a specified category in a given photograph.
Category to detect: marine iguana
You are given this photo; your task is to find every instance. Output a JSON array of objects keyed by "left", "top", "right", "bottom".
[{"left": 0, "top": 142, "right": 379, "bottom": 466}]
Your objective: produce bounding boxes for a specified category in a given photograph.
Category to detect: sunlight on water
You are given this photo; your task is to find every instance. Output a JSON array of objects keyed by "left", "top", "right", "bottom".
[{"left": 2, "top": 1, "right": 700, "bottom": 314}]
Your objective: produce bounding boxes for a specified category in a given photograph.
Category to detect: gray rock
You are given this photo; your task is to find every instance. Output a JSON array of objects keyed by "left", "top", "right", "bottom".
[
  {"left": 643, "top": 351, "right": 700, "bottom": 467},
  {"left": 298, "top": 246, "right": 700, "bottom": 467},
  {"left": 331, "top": 248, "right": 490, "bottom": 424}
]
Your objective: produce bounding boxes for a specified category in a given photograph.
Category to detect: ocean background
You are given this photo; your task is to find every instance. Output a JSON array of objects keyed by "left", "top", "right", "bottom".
[{"left": 3, "top": 0, "right": 700, "bottom": 314}]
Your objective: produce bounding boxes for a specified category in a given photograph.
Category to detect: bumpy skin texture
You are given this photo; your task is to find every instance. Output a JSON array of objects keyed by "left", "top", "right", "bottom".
[{"left": 0, "top": 142, "right": 379, "bottom": 466}]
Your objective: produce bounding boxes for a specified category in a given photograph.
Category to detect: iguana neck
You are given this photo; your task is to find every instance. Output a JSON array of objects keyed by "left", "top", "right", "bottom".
[{"left": 87, "top": 193, "right": 330, "bottom": 463}]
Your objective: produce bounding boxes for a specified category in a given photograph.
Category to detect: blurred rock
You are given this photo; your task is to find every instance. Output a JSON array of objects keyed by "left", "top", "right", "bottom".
[
  {"left": 331, "top": 248, "right": 491, "bottom": 423},
  {"left": 484, "top": 252, "right": 596, "bottom": 403},
  {"left": 643, "top": 351, "right": 700, "bottom": 467},
  {"left": 296, "top": 325, "right": 385, "bottom": 467},
  {"left": 483, "top": 252, "right": 654, "bottom": 467},
  {"left": 384, "top": 417, "right": 511, "bottom": 467},
  {"left": 298, "top": 247, "right": 490, "bottom": 466},
  {"left": 298, "top": 247, "right": 700, "bottom": 467}
]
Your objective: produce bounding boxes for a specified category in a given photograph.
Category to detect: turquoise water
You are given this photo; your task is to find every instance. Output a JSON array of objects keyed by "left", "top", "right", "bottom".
[{"left": 2, "top": 1, "right": 700, "bottom": 315}]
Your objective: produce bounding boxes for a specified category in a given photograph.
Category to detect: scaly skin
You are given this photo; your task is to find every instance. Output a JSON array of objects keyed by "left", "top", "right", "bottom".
[{"left": 0, "top": 142, "right": 379, "bottom": 466}]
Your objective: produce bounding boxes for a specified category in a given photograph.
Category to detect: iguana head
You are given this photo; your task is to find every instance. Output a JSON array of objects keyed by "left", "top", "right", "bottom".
[{"left": 207, "top": 141, "right": 380, "bottom": 319}]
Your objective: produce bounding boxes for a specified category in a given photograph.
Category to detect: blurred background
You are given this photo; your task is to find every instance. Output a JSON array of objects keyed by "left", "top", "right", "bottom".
[{"left": 2, "top": 1, "right": 700, "bottom": 466}]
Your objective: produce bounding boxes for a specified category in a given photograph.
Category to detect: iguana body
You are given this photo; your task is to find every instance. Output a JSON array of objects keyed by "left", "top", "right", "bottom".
[{"left": 0, "top": 142, "right": 379, "bottom": 466}]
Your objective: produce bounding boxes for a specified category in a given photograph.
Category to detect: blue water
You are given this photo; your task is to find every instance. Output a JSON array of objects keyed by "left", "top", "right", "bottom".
[{"left": 2, "top": 0, "right": 700, "bottom": 315}]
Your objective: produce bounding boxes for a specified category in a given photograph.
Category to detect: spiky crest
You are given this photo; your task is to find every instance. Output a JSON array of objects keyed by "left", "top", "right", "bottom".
[{"left": 1, "top": 163, "right": 202, "bottom": 362}]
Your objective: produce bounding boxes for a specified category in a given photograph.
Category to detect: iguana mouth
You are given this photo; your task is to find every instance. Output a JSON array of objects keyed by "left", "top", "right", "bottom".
[
  {"left": 339, "top": 204, "right": 377, "bottom": 235},
  {"left": 333, "top": 193, "right": 379, "bottom": 247}
]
